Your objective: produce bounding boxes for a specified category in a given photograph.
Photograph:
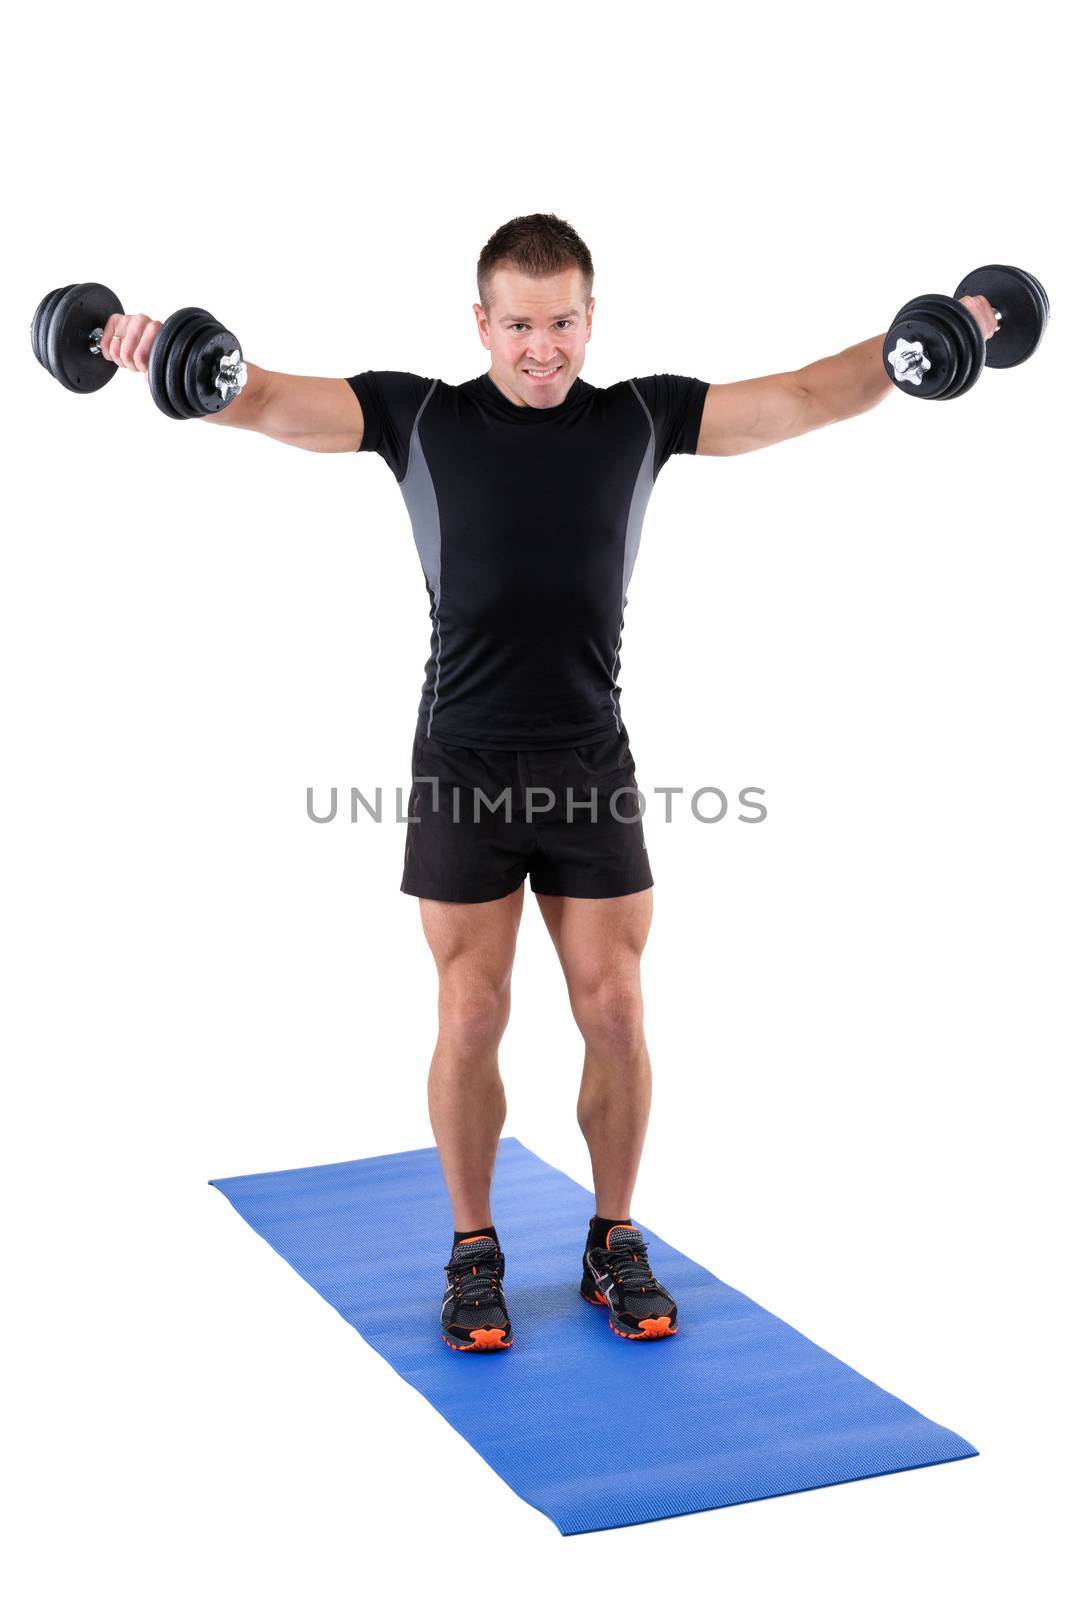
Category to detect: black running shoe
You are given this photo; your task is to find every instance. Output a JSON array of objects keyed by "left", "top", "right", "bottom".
[
  {"left": 440, "top": 1235, "right": 513, "bottom": 1352},
  {"left": 580, "top": 1223, "right": 678, "bottom": 1339}
]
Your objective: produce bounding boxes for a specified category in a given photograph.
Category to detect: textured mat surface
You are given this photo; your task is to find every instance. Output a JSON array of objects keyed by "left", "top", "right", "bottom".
[{"left": 209, "top": 1137, "right": 976, "bottom": 1534}]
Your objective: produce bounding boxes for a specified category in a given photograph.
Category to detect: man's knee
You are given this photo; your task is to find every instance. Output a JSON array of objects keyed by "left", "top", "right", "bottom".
[
  {"left": 571, "top": 976, "right": 645, "bottom": 1056},
  {"left": 438, "top": 977, "right": 511, "bottom": 1054}
]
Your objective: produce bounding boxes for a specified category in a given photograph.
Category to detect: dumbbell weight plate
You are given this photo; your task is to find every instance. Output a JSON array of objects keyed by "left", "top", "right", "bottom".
[
  {"left": 45, "top": 282, "right": 125, "bottom": 394},
  {"left": 1000, "top": 266, "right": 1050, "bottom": 324},
  {"left": 888, "top": 294, "right": 984, "bottom": 400},
  {"left": 1021, "top": 268, "right": 1050, "bottom": 322},
  {"left": 180, "top": 320, "right": 215, "bottom": 415},
  {"left": 948, "top": 295, "right": 987, "bottom": 399},
  {"left": 954, "top": 265, "right": 1047, "bottom": 369},
  {"left": 183, "top": 323, "right": 241, "bottom": 415},
  {"left": 907, "top": 292, "right": 985, "bottom": 399},
  {"left": 32, "top": 284, "right": 76, "bottom": 369},
  {"left": 148, "top": 306, "right": 211, "bottom": 419},
  {"left": 883, "top": 302, "right": 960, "bottom": 398},
  {"left": 165, "top": 313, "right": 217, "bottom": 419}
]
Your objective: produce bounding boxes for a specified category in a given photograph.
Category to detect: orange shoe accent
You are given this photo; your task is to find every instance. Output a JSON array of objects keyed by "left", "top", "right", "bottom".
[
  {"left": 468, "top": 1327, "right": 509, "bottom": 1350},
  {"left": 441, "top": 1326, "right": 512, "bottom": 1352},
  {"left": 442, "top": 1334, "right": 513, "bottom": 1351},
  {"left": 580, "top": 1288, "right": 609, "bottom": 1307},
  {"left": 601, "top": 1312, "right": 674, "bottom": 1337}
]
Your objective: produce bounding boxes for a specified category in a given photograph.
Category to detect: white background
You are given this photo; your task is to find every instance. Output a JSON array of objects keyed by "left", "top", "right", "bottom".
[{"left": 3, "top": 1, "right": 1061, "bottom": 1592}]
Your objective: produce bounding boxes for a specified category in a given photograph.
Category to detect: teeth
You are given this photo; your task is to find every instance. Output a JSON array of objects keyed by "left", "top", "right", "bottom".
[{"left": 525, "top": 366, "right": 560, "bottom": 376}]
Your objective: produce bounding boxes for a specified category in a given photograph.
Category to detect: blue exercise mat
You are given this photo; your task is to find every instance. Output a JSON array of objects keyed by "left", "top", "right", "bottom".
[{"left": 209, "top": 1136, "right": 976, "bottom": 1534}]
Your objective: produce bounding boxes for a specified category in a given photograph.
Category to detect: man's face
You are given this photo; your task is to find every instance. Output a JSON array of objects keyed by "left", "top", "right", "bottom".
[{"left": 474, "top": 266, "right": 594, "bottom": 409}]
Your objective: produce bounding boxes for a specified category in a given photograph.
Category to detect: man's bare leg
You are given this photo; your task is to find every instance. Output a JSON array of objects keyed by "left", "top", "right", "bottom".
[
  {"left": 419, "top": 885, "right": 524, "bottom": 1230},
  {"left": 535, "top": 888, "right": 653, "bottom": 1217}
]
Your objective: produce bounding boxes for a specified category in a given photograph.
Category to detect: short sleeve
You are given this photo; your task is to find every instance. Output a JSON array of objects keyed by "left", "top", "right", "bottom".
[
  {"left": 346, "top": 371, "right": 437, "bottom": 481},
  {"left": 629, "top": 373, "right": 709, "bottom": 476}
]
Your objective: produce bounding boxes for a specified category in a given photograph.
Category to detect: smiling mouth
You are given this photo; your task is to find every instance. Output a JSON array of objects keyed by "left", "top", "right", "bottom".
[{"left": 523, "top": 364, "right": 563, "bottom": 378}]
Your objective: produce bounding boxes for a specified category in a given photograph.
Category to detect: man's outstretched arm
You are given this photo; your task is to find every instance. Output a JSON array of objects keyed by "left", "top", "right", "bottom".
[
  {"left": 203, "top": 366, "right": 365, "bottom": 453},
  {"left": 696, "top": 295, "right": 997, "bottom": 456},
  {"left": 695, "top": 336, "right": 889, "bottom": 457}
]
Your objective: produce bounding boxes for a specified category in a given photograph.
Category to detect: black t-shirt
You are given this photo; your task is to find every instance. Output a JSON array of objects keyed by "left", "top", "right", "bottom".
[{"left": 346, "top": 368, "right": 708, "bottom": 748}]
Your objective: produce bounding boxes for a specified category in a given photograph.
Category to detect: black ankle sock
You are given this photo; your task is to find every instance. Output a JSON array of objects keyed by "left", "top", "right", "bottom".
[
  {"left": 453, "top": 1224, "right": 498, "bottom": 1250},
  {"left": 587, "top": 1214, "right": 632, "bottom": 1252}
]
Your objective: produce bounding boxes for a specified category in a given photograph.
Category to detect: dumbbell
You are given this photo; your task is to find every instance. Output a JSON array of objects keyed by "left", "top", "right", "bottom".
[
  {"left": 883, "top": 264, "right": 1049, "bottom": 400},
  {"left": 31, "top": 282, "right": 248, "bottom": 419}
]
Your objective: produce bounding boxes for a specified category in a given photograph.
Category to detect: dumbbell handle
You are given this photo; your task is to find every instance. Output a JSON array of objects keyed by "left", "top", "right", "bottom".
[{"left": 86, "top": 323, "right": 248, "bottom": 401}]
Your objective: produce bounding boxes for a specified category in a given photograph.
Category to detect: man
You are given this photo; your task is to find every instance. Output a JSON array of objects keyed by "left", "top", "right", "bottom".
[{"left": 98, "top": 213, "right": 999, "bottom": 1352}]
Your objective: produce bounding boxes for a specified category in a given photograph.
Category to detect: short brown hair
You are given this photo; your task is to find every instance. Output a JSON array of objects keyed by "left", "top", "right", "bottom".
[{"left": 477, "top": 213, "right": 594, "bottom": 316}]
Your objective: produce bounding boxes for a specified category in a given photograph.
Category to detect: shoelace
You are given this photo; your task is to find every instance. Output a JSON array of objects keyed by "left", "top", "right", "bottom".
[
  {"left": 602, "top": 1239, "right": 666, "bottom": 1298},
  {"left": 450, "top": 1252, "right": 505, "bottom": 1310}
]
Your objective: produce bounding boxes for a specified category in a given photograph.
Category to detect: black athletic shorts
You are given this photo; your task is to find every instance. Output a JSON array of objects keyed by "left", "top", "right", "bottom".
[{"left": 401, "top": 722, "right": 654, "bottom": 903}]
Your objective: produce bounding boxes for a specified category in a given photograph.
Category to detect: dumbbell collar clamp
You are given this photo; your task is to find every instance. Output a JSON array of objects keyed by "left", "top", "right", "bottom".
[
  {"left": 216, "top": 351, "right": 248, "bottom": 401},
  {"left": 887, "top": 337, "right": 932, "bottom": 386}
]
